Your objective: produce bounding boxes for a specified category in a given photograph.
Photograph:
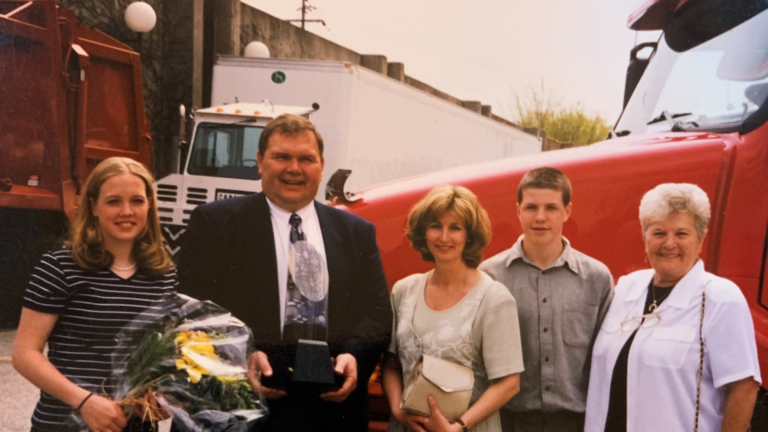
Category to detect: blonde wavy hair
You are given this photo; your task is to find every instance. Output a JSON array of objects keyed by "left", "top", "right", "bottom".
[
  {"left": 67, "top": 157, "right": 173, "bottom": 276},
  {"left": 406, "top": 185, "right": 492, "bottom": 268}
]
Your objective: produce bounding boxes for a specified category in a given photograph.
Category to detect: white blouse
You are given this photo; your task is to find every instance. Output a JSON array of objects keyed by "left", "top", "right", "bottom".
[{"left": 585, "top": 260, "right": 761, "bottom": 432}]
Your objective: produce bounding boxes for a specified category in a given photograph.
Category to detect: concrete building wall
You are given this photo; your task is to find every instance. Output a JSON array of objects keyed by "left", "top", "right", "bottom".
[
  {"left": 240, "top": 6, "right": 361, "bottom": 64},
  {"left": 237, "top": 3, "right": 527, "bottom": 134}
]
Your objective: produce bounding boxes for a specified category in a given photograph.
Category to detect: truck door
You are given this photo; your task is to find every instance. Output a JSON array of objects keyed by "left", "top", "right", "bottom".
[{"left": 55, "top": 10, "right": 152, "bottom": 189}]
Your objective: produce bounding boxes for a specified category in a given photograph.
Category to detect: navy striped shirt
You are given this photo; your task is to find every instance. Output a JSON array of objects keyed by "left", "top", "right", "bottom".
[{"left": 23, "top": 248, "right": 177, "bottom": 432}]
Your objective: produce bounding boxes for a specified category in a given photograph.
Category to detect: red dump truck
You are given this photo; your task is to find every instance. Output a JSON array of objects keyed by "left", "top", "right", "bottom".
[
  {"left": 332, "top": 0, "right": 768, "bottom": 427},
  {"left": 0, "top": 0, "right": 151, "bottom": 327}
]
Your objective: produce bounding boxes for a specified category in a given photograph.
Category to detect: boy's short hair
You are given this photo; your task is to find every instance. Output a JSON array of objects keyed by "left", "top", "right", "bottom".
[{"left": 517, "top": 167, "right": 572, "bottom": 206}]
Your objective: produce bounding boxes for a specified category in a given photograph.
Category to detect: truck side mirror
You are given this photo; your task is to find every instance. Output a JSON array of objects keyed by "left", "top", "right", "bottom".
[
  {"left": 624, "top": 42, "right": 657, "bottom": 108},
  {"left": 174, "top": 104, "right": 188, "bottom": 174},
  {"left": 325, "top": 169, "right": 362, "bottom": 204}
]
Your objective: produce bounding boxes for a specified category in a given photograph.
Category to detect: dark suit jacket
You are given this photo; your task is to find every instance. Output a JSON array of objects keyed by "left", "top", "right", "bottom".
[{"left": 178, "top": 193, "right": 392, "bottom": 431}]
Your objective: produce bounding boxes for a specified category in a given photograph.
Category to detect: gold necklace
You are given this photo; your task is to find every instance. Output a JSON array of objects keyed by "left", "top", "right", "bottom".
[{"left": 649, "top": 285, "right": 659, "bottom": 312}]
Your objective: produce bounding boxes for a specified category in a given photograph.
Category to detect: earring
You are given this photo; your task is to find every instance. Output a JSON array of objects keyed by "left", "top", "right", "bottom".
[{"left": 643, "top": 254, "right": 648, "bottom": 264}]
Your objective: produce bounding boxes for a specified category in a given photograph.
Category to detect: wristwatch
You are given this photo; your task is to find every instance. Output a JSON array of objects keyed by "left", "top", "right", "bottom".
[{"left": 455, "top": 418, "right": 469, "bottom": 432}]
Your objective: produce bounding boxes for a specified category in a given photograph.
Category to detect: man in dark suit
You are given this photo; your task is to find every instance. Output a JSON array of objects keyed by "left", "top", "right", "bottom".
[{"left": 179, "top": 114, "right": 392, "bottom": 432}]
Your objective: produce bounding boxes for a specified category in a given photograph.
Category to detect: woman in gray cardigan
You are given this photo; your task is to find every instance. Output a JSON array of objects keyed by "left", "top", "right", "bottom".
[{"left": 382, "top": 185, "right": 525, "bottom": 432}]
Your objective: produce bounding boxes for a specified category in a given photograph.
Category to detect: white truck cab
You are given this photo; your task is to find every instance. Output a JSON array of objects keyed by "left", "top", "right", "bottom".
[{"left": 155, "top": 101, "right": 314, "bottom": 255}]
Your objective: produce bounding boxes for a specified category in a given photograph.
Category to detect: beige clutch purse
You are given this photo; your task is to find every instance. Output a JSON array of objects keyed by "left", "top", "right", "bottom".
[{"left": 401, "top": 354, "right": 474, "bottom": 422}]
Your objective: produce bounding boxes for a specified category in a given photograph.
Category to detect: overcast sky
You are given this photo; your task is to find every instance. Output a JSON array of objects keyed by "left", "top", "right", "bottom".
[{"left": 242, "top": 0, "right": 659, "bottom": 124}]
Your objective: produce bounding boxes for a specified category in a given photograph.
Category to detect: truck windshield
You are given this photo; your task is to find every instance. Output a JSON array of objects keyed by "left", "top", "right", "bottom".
[
  {"left": 616, "top": 6, "right": 768, "bottom": 135},
  {"left": 187, "top": 123, "right": 263, "bottom": 180}
]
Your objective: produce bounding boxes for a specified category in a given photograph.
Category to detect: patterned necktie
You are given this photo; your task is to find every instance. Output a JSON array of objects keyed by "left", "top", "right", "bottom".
[
  {"left": 289, "top": 213, "right": 304, "bottom": 243},
  {"left": 284, "top": 214, "right": 328, "bottom": 342}
]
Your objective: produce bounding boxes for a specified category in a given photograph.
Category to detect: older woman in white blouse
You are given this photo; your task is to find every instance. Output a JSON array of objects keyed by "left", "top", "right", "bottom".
[{"left": 584, "top": 183, "right": 761, "bottom": 432}]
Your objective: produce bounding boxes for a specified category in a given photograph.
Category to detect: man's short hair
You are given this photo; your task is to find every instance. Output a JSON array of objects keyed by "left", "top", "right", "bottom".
[
  {"left": 517, "top": 167, "right": 572, "bottom": 206},
  {"left": 406, "top": 185, "right": 492, "bottom": 268},
  {"left": 258, "top": 114, "right": 325, "bottom": 157}
]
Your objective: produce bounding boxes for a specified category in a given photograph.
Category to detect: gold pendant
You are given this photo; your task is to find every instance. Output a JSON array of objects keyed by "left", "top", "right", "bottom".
[{"left": 649, "top": 301, "right": 658, "bottom": 312}]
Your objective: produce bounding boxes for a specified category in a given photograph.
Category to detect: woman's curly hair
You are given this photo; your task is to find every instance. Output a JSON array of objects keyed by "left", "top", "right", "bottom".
[{"left": 406, "top": 185, "right": 492, "bottom": 268}]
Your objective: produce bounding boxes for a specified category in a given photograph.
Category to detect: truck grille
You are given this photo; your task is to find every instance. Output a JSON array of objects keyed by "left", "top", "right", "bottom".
[
  {"left": 157, "top": 184, "right": 178, "bottom": 203},
  {"left": 158, "top": 207, "right": 173, "bottom": 223},
  {"left": 186, "top": 187, "right": 208, "bottom": 205}
]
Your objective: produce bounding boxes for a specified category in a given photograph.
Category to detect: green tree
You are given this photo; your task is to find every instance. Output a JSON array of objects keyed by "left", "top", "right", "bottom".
[{"left": 514, "top": 83, "right": 612, "bottom": 146}]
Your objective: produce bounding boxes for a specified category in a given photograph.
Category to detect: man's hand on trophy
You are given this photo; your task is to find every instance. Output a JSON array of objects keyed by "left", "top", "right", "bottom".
[
  {"left": 247, "top": 351, "right": 287, "bottom": 399},
  {"left": 320, "top": 353, "right": 358, "bottom": 402}
]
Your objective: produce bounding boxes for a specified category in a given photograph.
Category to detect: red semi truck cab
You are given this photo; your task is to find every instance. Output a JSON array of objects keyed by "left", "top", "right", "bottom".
[{"left": 335, "top": 0, "right": 768, "bottom": 413}]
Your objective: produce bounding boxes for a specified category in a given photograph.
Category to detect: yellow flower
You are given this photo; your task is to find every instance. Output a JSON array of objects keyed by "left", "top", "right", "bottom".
[
  {"left": 173, "top": 331, "right": 235, "bottom": 383},
  {"left": 174, "top": 332, "right": 190, "bottom": 347},
  {"left": 176, "top": 358, "right": 209, "bottom": 383},
  {"left": 181, "top": 351, "right": 210, "bottom": 375},
  {"left": 186, "top": 366, "right": 202, "bottom": 383},
  {"left": 191, "top": 331, "right": 212, "bottom": 343},
  {"left": 189, "top": 343, "right": 215, "bottom": 355}
]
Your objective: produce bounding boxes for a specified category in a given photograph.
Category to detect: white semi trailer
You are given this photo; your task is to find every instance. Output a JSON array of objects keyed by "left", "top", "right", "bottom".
[
  {"left": 155, "top": 57, "right": 541, "bottom": 255},
  {"left": 210, "top": 56, "right": 541, "bottom": 195}
]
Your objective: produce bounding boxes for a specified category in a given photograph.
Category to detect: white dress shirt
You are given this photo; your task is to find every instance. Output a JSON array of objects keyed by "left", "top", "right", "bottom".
[
  {"left": 585, "top": 260, "right": 761, "bottom": 432},
  {"left": 266, "top": 198, "right": 327, "bottom": 335}
]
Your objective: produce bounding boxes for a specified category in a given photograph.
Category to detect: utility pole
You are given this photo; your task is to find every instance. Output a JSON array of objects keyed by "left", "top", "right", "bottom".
[
  {"left": 300, "top": 0, "right": 308, "bottom": 29},
  {"left": 287, "top": 0, "right": 326, "bottom": 30}
]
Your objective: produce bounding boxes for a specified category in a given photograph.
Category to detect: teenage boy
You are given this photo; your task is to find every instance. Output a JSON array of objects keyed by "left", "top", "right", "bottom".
[{"left": 480, "top": 167, "right": 613, "bottom": 432}]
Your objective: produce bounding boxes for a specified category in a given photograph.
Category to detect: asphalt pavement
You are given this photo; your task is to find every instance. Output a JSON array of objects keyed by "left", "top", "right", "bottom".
[
  {"left": 0, "top": 329, "right": 175, "bottom": 432},
  {"left": 0, "top": 329, "right": 38, "bottom": 432},
  {"left": 3, "top": 328, "right": 767, "bottom": 432}
]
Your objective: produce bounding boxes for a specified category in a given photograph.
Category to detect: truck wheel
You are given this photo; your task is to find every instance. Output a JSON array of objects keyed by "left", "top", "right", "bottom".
[{"left": 0, "top": 208, "right": 68, "bottom": 329}]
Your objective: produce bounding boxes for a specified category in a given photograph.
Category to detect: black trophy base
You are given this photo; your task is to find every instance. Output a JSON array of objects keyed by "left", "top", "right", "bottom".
[
  {"left": 260, "top": 333, "right": 343, "bottom": 395},
  {"left": 292, "top": 339, "right": 338, "bottom": 393}
]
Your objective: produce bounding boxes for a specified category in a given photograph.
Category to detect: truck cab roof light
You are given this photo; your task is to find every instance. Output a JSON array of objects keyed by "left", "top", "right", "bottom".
[
  {"left": 216, "top": 107, "right": 224, "bottom": 113},
  {"left": 253, "top": 110, "right": 261, "bottom": 115}
]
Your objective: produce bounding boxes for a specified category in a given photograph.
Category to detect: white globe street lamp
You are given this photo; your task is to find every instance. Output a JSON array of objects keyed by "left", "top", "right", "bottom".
[
  {"left": 125, "top": 2, "right": 156, "bottom": 33},
  {"left": 244, "top": 42, "right": 270, "bottom": 58}
]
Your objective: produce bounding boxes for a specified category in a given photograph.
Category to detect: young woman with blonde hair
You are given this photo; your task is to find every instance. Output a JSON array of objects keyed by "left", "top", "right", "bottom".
[{"left": 13, "top": 157, "right": 176, "bottom": 432}]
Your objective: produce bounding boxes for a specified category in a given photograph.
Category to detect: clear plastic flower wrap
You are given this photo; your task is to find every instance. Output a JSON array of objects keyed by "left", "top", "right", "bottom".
[{"left": 71, "top": 294, "right": 268, "bottom": 432}]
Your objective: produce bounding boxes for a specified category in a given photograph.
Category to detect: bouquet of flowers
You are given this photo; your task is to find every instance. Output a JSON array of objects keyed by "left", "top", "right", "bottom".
[{"left": 72, "top": 294, "right": 267, "bottom": 431}]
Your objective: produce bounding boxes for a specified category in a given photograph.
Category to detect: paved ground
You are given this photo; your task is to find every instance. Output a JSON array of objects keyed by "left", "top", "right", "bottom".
[
  {"left": 0, "top": 330, "right": 38, "bottom": 432},
  {"left": 1, "top": 329, "right": 175, "bottom": 432},
  {"left": 3, "top": 328, "right": 767, "bottom": 432}
]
